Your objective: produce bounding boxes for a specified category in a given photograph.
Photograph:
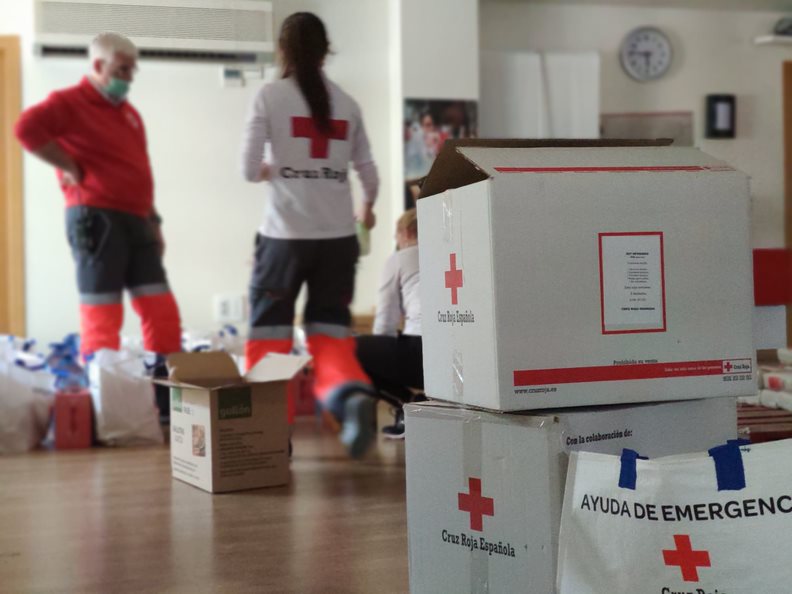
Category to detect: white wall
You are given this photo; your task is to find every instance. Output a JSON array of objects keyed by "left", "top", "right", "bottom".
[
  {"left": 481, "top": 2, "right": 788, "bottom": 249},
  {"left": 400, "top": 0, "right": 479, "bottom": 100},
  {"left": 390, "top": 0, "right": 480, "bottom": 226},
  {"left": 0, "top": 1, "right": 31, "bottom": 36},
  {"left": 6, "top": 0, "right": 392, "bottom": 344},
  {"left": 480, "top": 50, "right": 600, "bottom": 138}
]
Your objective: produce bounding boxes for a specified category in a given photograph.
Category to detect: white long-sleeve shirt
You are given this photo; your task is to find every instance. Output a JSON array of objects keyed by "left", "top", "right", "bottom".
[
  {"left": 373, "top": 245, "right": 421, "bottom": 337},
  {"left": 241, "top": 76, "right": 379, "bottom": 239}
]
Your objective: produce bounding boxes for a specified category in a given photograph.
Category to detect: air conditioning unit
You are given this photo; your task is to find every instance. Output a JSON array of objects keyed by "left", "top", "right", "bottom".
[{"left": 34, "top": 0, "right": 274, "bottom": 63}]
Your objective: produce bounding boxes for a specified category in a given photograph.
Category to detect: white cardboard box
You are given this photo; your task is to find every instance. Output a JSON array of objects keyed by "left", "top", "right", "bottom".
[
  {"left": 160, "top": 352, "right": 308, "bottom": 493},
  {"left": 405, "top": 397, "right": 737, "bottom": 594},
  {"left": 418, "top": 141, "right": 756, "bottom": 411}
]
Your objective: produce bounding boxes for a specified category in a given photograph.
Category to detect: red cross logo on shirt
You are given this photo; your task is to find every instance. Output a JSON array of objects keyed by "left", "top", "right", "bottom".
[
  {"left": 458, "top": 477, "right": 494, "bottom": 532},
  {"left": 662, "top": 534, "right": 711, "bottom": 582},
  {"left": 445, "top": 253, "right": 463, "bottom": 305},
  {"left": 291, "top": 116, "right": 349, "bottom": 159}
]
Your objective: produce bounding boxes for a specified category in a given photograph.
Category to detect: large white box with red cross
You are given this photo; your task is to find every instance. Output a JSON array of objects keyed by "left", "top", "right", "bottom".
[
  {"left": 404, "top": 397, "right": 737, "bottom": 594},
  {"left": 417, "top": 141, "right": 756, "bottom": 411}
]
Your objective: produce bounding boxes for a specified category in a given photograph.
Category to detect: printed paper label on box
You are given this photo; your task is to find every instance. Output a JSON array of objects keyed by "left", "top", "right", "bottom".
[
  {"left": 171, "top": 389, "right": 212, "bottom": 487},
  {"left": 599, "top": 232, "right": 666, "bottom": 334}
]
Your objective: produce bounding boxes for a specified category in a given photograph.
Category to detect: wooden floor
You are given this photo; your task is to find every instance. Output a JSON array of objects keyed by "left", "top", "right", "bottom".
[{"left": 0, "top": 412, "right": 409, "bottom": 594}]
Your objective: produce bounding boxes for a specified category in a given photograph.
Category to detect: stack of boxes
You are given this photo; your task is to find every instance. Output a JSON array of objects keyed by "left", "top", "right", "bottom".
[{"left": 405, "top": 140, "right": 757, "bottom": 592}]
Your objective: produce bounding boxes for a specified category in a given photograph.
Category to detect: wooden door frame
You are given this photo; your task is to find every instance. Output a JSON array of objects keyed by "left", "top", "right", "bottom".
[
  {"left": 0, "top": 36, "right": 25, "bottom": 336},
  {"left": 785, "top": 62, "right": 792, "bottom": 347}
]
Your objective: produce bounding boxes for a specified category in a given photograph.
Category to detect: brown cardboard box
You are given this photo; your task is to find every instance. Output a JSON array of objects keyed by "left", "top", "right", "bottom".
[{"left": 158, "top": 352, "right": 309, "bottom": 493}]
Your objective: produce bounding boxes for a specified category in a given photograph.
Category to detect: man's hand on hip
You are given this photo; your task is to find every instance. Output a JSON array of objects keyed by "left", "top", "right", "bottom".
[
  {"left": 60, "top": 165, "right": 83, "bottom": 187},
  {"left": 33, "top": 141, "right": 83, "bottom": 185}
]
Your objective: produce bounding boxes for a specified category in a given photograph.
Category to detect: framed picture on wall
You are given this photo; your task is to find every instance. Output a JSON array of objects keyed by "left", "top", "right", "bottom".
[{"left": 404, "top": 98, "right": 478, "bottom": 209}]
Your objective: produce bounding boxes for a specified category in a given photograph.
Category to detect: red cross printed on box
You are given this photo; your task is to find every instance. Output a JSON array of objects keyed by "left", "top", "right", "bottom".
[
  {"left": 662, "top": 534, "right": 711, "bottom": 582},
  {"left": 458, "top": 477, "right": 494, "bottom": 532},
  {"left": 291, "top": 116, "right": 349, "bottom": 159},
  {"left": 724, "top": 361, "right": 733, "bottom": 373},
  {"left": 445, "top": 253, "right": 463, "bottom": 305}
]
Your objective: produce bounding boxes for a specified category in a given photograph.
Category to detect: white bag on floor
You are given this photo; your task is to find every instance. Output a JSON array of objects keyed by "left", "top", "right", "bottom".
[
  {"left": 88, "top": 349, "right": 163, "bottom": 446},
  {"left": 557, "top": 439, "right": 792, "bottom": 593},
  {"left": 182, "top": 325, "right": 245, "bottom": 356},
  {"left": 120, "top": 335, "right": 145, "bottom": 357},
  {"left": 0, "top": 351, "right": 53, "bottom": 454},
  {"left": 182, "top": 326, "right": 246, "bottom": 373}
]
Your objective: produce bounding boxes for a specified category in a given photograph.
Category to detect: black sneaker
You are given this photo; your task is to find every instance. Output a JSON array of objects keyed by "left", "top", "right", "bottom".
[
  {"left": 338, "top": 392, "right": 377, "bottom": 458},
  {"left": 382, "top": 408, "right": 405, "bottom": 440}
]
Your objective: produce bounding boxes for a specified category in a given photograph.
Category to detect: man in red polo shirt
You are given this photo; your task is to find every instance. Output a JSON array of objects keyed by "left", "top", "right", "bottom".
[{"left": 15, "top": 32, "right": 181, "bottom": 362}]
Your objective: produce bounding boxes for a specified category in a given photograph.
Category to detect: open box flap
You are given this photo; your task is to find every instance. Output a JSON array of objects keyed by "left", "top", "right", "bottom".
[
  {"left": 165, "top": 352, "right": 241, "bottom": 386},
  {"left": 245, "top": 353, "right": 312, "bottom": 384},
  {"left": 418, "top": 138, "right": 675, "bottom": 199}
]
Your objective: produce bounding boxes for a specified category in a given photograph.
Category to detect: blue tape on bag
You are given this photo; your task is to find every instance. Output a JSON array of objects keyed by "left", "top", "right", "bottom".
[
  {"left": 14, "top": 359, "right": 46, "bottom": 372},
  {"left": 708, "top": 441, "right": 747, "bottom": 491},
  {"left": 618, "top": 449, "right": 648, "bottom": 490}
]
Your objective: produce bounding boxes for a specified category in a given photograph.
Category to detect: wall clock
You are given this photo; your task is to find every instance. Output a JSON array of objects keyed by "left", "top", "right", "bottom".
[{"left": 620, "top": 27, "right": 673, "bottom": 82}]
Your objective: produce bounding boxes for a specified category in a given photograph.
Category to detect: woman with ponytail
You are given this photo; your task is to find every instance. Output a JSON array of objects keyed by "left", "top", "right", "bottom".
[{"left": 241, "top": 12, "right": 379, "bottom": 459}]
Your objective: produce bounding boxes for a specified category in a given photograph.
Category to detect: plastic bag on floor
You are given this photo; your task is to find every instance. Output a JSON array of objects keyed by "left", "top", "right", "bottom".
[
  {"left": 182, "top": 325, "right": 245, "bottom": 372},
  {"left": 88, "top": 349, "right": 163, "bottom": 446},
  {"left": 217, "top": 324, "right": 244, "bottom": 357},
  {"left": 758, "top": 388, "right": 792, "bottom": 411},
  {"left": 0, "top": 335, "right": 37, "bottom": 358},
  {"left": 557, "top": 439, "right": 792, "bottom": 593},
  {"left": 0, "top": 347, "right": 54, "bottom": 454},
  {"left": 120, "top": 335, "right": 145, "bottom": 357}
]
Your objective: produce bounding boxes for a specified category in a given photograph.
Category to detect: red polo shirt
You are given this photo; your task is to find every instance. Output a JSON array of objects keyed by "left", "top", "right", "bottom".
[{"left": 14, "top": 77, "right": 154, "bottom": 218}]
